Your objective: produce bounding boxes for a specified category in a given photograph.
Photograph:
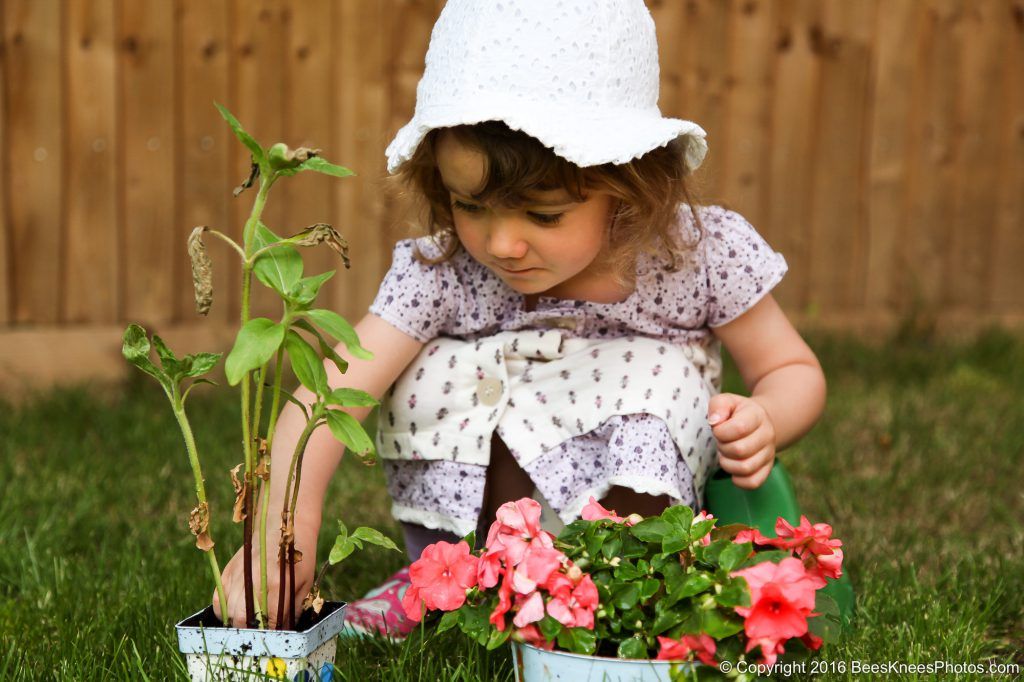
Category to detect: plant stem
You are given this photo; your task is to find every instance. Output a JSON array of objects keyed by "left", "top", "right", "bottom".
[
  {"left": 260, "top": 349, "right": 286, "bottom": 625},
  {"left": 276, "top": 409, "right": 322, "bottom": 629},
  {"left": 170, "top": 398, "right": 228, "bottom": 624},
  {"left": 240, "top": 174, "right": 276, "bottom": 629}
]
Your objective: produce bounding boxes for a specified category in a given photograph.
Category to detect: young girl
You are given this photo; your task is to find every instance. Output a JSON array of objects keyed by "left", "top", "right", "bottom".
[{"left": 214, "top": 0, "right": 826, "bottom": 636}]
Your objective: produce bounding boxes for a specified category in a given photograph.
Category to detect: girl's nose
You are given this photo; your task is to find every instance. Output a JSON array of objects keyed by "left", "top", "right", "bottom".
[{"left": 486, "top": 218, "right": 529, "bottom": 260}]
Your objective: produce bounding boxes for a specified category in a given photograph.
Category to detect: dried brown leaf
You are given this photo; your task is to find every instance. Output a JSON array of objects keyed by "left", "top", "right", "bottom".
[
  {"left": 189, "top": 503, "right": 214, "bottom": 550},
  {"left": 187, "top": 227, "right": 214, "bottom": 315},
  {"left": 229, "top": 463, "right": 247, "bottom": 523},
  {"left": 291, "top": 224, "right": 351, "bottom": 269}
]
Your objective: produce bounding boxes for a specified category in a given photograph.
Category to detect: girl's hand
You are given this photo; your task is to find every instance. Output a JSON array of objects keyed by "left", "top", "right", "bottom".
[
  {"left": 212, "top": 525, "right": 318, "bottom": 629},
  {"left": 707, "top": 393, "right": 776, "bottom": 490}
]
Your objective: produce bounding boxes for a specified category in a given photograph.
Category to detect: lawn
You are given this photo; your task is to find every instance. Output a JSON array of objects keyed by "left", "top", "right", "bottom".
[{"left": 1, "top": 328, "right": 1022, "bottom": 680}]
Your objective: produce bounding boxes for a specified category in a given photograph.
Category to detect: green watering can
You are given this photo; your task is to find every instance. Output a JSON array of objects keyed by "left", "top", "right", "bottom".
[{"left": 704, "top": 461, "right": 856, "bottom": 630}]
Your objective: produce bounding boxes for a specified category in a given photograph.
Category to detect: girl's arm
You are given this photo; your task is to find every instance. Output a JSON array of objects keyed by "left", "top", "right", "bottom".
[{"left": 709, "top": 294, "right": 826, "bottom": 489}]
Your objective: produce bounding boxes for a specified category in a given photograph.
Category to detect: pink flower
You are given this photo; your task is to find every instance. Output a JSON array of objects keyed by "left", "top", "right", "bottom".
[
  {"left": 512, "top": 591, "right": 546, "bottom": 628},
  {"left": 774, "top": 516, "right": 844, "bottom": 582},
  {"left": 485, "top": 498, "right": 553, "bottom": 566},
  {"left": 510, "top": 544, "right": 566, "bottom": 595},
  {"left": 581, "top": 496, "right": 625, "bottom": 523},
  {"left": 656, "top": 634, "right": 718, "bottom": 667},
  {"left": 731, "top": 557, "right": 820, "bottom": 666},
  {"left": 403, "top": 541, "right": 479, "bottom": 619},
  {"left": 546, "top": 571, "right": 599, "bottom": 629},
  {"left": 477, "top": 547, "right": 504, "bottom": 589},
  {"left": 733, "top": 528, "right": 775, "bottom": 546}
]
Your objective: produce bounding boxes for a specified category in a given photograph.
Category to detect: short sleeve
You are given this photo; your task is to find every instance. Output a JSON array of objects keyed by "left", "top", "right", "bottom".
[
  {"left": 701, "top": 207, "right": 788, "bottom": 327},
  {"left": 368, "top": 238, "right": 460, "bottom": 342}
]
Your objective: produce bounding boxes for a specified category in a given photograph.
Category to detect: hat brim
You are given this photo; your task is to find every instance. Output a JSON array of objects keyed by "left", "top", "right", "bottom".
[{"left": 386, "top": 101, "right": 708, "bottom": 175}]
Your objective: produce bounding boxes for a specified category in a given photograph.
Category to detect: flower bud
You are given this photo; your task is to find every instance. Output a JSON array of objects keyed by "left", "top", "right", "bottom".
[
  {"left": 609, "top": 557, "right": 622, "bottom": 567},
  {"left": 567, "top": 564, "right": 583, "bottom": 582},
  {"left": 625, "top": 513, "right": 644, "bottom": 526},
  {"left": 268, "top": 142, "right": 321, "bottom": 171}
]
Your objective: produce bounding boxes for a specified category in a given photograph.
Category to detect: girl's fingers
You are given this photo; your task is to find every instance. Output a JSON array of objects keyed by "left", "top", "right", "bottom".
[
  {"left": 715, "top": 421, "right": 773, "bottom": 460},
  {"left": 717, "top": 445, "right": 773, "bottom": 478},
  {"left": 729, "top": 458, "right": 774, "bottom": 490}
]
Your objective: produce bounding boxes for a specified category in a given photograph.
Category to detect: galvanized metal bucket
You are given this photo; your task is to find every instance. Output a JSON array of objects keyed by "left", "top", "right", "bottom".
[
  {"left": 175, "top": 601, "right": 346, "bottom": 681},
  {"left": 512, "top": 642, "right": 696, "bottom": 682}
]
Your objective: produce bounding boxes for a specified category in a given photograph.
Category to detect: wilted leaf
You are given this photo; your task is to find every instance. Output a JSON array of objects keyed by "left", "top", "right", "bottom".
[
  {"left": 233, "top": 163, "right": 260, "bottom": 197},
  {"left": 189, "top": 502, "right": 214, "bottom": 551},
  {"left": 230, "top": 463, "right": 246, "bottom": 523},
  {"left": 268, "top": 143, "right": 321, "bottom": 171},
  {"left": 290, "top": 224, "right": 350, "bottom": 269},
  {"left": 187, "top": 227, "right": 214, "bottom": 316}
]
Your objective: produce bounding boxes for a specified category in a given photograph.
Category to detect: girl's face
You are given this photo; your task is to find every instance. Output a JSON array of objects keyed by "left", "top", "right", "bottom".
[{"left": 435, "top": 130, "right": 617, "bottom": 300}]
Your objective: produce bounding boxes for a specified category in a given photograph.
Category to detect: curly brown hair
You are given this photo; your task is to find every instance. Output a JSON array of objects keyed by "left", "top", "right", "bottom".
[{"left": 388, "top": 121, "right": 705, "bottom": 288}]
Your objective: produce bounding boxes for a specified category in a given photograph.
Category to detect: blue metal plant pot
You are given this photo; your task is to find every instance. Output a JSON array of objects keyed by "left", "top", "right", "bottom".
[
  {"left": 512, "top": 642, "right": 696, "bottom": 682},
  {"left": 175, "top": 601, "right": 346, "bottom": 681}
]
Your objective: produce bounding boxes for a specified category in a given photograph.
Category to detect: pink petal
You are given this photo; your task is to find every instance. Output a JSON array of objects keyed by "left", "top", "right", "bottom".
[{"left": 513, "top": 591, "right": 546, "bottom": 628}]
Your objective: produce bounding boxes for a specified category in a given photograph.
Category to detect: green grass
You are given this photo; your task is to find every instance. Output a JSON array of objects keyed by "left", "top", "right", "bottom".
[{"left": 1, "top": 328, "right": 1022, "bottom": 680}]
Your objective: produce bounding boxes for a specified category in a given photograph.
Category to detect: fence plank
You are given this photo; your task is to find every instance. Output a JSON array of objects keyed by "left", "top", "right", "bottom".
[
  {"left": 990, "top": 0, "right": 1024, "bottom": 312},
  {"left": 946, "top": 0, "right": 1007, "bottom": 313},
  {"left": 281, "top": 0, "right": 337, "bottom": 311},
  {"left": 766, "top": 0, "right": 822, "bottom": 312},
  {"left": 0, "top": 7, "right": 8, "bottom": 324},
  {"left": 720, "top": 0, "right": 775, "bottom": 232},
  {"left": 804, "top": 0, "right": 875, "bottom": 314},
  {"left": 680, "top": 0, "right": 731, "bottom": 203},
  {"left": 899, "top": 0, "right": 964, "bottom": 316},
  {"left": 231, "top": 0, "right": 286, "bottom": 322},
  {"left": 121, "top": 0, "right": 176, "bottom": 325},
  {"left": 864, "top": 0, "right": 915, "bottom": 316},
  {"left": 65, "top": 1, "right": 117, "bottom": 325},
  {"left": 4, "top": 0, "right": 62, "bottom": 324},
  {"left": 179, "top": 0, "right": 232, "bottom": 325}
]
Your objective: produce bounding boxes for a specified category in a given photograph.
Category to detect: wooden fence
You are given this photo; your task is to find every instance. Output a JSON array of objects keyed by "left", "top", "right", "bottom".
[{"left": 1, "top": 0, "right": 1022, "bottom": 392}]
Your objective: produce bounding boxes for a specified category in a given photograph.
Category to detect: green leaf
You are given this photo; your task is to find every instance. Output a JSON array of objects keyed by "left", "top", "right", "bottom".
[
  {"left": 674, "top": 573, "right": 715, "bottom": 599},
  {"left": 662, "top": 505, "right": 695, "bottom": 531},
  {"left": 151, "top": 334, "right": 184, "bottom": 381},
  {"left": 328, "top": 536, "right": 358, "bottom": 565},
  {"left": 121, "top": 325, "right": 172, "bottom": 392},
  {"left": 182, "top": 352, "right": 221, "bottom": 378},
  {"left": 717, "top": 541, "right": 751, "bottom": 572},
  {"left": 661, "top": 529, "right": 689, "bottom": 554},
  {"left": 699, "top": 608, "right": 743, "bottom": 639},
  {"left": 600, "top": 533, "right": 623, "bottom": 559},
  {"left": 298, "top": 156, "right": 355, "bottom": 178},
  {"left": 556, "top": 627, "right": 597, "bottom": 655},
  {"left": 651, "top": 604, "right": 687, "bottom": 635},
  {"left": 537, "top": 615, "right": 562, "bottom": 641},
  {"left": 714, "top": 577, "right": 750, "bottom": 609},
  {"left": 325, "top": 409, "right": 376, "bottom": 456},
  {"left": 808, "top": 593, "right": 843, "bottom": 644},
  {"left": 351, "top": 527, "right": 399, "bottom": 552},
  {"left": 306, "top": 309, "right": 373, "bottom": 360},
  {"left": 436, "top": 610, "right": 460, "bottom": 634},
  {"left": 293, "top": 318, "right": 349, "bottom": 375},
  {"left": 639, "top": 578, "right": 660, "bottom": 601},
  {"left": 486, "top": 626, "right": 512, "bottom": 650},
  {"left": 326, "top": 388, "right": 378, "bottom": 408},
  {"left": 612, "top": 582, "right": 641, "bottom": 611},
  {"left": 225, "top": 318, "right": 286, "bottom": 386},
  {"left": 214, "top": 102, "right": 265, "bottom": 166},
  {"left": 690, "top": 519, "right": 716, "bottom": 542},
  {"left": 288, "top": 271, "right": 335, "bottom": 309},
  {"left": 629, "top": 518, "right": 671, "bottom": 543},
  {"left": 253, "top": 222, "right": 303, "bottom": 297},
  {"left": 617, "top": 636, "right": 648, "bottom": 660},
  {"left": 284, "top": 330, "right": 328, "bottom": 395}
]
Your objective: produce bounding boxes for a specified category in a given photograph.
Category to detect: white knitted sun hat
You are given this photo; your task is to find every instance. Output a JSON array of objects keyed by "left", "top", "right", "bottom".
[{"left": 385, "top": 0, "right": 708, "bottom": 174}]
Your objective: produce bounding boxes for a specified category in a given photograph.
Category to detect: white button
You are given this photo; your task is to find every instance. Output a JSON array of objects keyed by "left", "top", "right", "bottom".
[{"left": 476, "top": 377, "right": 503, "bottom": 406}]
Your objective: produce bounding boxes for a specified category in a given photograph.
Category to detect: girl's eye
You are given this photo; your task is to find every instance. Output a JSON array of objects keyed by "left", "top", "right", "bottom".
[
  {"left": 452, "top": 200, "right": 484, "bottom": 214},
  {"left": 528, "top": 212, "right": 563, "bottom": 226}
]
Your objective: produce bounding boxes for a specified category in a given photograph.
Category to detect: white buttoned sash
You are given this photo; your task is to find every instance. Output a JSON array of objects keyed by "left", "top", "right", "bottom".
[{"left": 375, "top": 328, "right": 722, "bottom": 503}]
